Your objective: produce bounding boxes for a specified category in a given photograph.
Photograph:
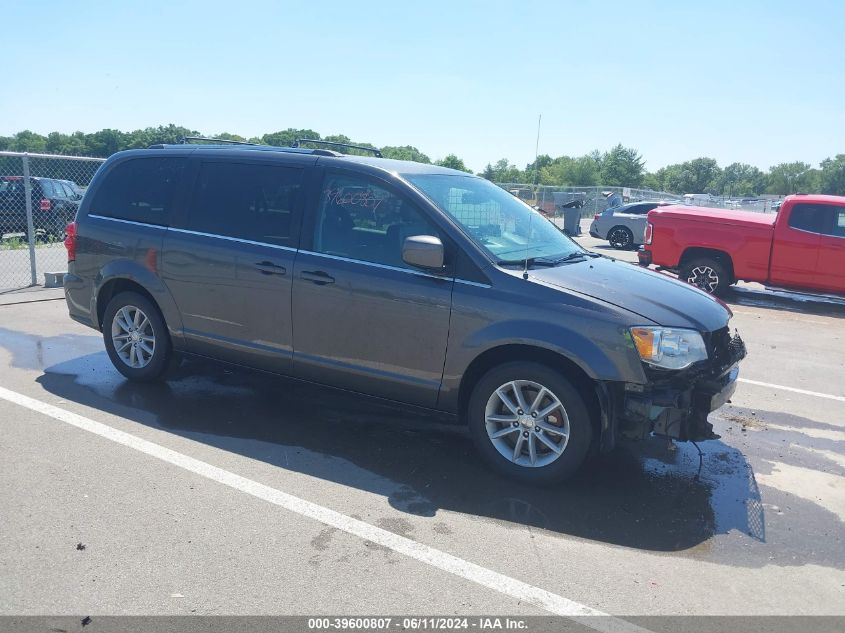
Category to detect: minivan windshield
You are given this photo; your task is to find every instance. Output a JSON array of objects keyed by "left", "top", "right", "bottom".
[{"left": 404, "top": 174, "right": 583, "bottom": 264}]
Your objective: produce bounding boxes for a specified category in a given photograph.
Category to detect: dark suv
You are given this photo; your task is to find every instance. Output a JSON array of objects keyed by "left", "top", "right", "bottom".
[
  {"left": 63, "top": 144, "right": 746, "bottom": 483},
  {"left": 0, "top": 176, "right": 81, "bottom": 239}
]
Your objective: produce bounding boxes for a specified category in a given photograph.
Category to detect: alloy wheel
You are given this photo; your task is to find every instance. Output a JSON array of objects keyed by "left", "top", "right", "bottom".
[
  {"left": 111, "top": 305, "right": 156, "bottom": 368},
  {"left": 609, "top": 228, "right": 631, "bottom": 249},
  {"left": 484, "top": 380, "right": 570, "bottom": 468},
  {"left": 687, "top": 266, "right": 719, "bottom": 293}
]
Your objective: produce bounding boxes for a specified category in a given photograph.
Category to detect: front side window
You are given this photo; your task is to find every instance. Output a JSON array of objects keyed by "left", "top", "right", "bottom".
[
  {"left": 405, "top": 173, "right": 581, "bottom": 263},
  {"left": 788, "top": 203, "right": 829, "bottom": 234},
  {"left": 187, "top": 162, "right": 303, "bottom": 246},
  {"left": 90, "top": 157, "right": 186, "bottom": 225},
  {"left": 312, "top": 174, "right": 440, "bottom": 268}
]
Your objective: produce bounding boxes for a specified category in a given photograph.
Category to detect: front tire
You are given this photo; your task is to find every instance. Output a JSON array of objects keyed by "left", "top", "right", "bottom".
[
  {"left": 679, "top": 257, "right": 730, "bottom": 295},
  {"left": 607, "top": 226, "right": 634, "bottom": 250},
  {"left": 468, "top": 362, "right": 593, "bottom": 484},
  {"left": 102, "top": 291, "right": 172, "bottom": 381}
]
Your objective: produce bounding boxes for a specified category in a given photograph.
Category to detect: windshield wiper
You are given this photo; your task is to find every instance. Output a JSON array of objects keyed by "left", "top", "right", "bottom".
[{"left": 496, "top": 252, "right": 592, "bottom": 268}]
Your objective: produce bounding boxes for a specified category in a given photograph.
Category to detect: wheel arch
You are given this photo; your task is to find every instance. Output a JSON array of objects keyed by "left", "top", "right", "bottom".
[
  {"left": 92, "top": 262, "right": 184, "bottom": 348},
  {"left": 456, "top": 344, "right": 602, "bottom": 441},
  {"left": 96, "top": 278, "right": 159, "bottom": 330},
  {"left": 679, "top": 247, "right": 735, "bottom": 283}
]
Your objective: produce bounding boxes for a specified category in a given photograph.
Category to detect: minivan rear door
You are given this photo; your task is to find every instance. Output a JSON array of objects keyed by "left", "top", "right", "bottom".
[
  {"left": 162, "top": 157, "right": 309, "bottom": 373},
  {"left": 291, "top": 170, "right": 454, "bottom": 408}
]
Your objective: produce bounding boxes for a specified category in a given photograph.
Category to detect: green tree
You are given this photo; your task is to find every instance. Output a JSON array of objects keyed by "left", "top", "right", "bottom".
[
  {"left": 600, "top": 144, "right": 645, "bottom": 187},
  {"left": 539, "top": 154, "right": 600, "bottom": 186},
  {"left": 261, "top": 128, "right": 321, "bottom": 147},
  {"left": 818, "top": 155, "right": 845, "bottom": 195},
  {"left": 660, "top": 157, "right": 721, "bottom": 194},
  {"left": 380, "top": 145, "right": 431, "bottom": 163},
  {"left": 641, "top": 172, "right": 663, "bottom": 191},
  {"left": 435, "top": 154, "right": 471, "bottom": 172},
  {"left": 715, "top": 162, "right": 767, "bottom": 196},
  {"left": 484, "top": 158, "right": 528, "bottom": 183},
  {"left": 85, "top": 129, "right": 128, "bottom": 157},
  {"left": 10, "top": 130, "right": 48, "bottom": 152},
  {"left": 766, "top": 162, "right": 816, "bottom": 195}
]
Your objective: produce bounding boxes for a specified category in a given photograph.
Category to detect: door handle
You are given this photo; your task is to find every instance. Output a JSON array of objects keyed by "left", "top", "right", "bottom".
[
  {"left": 254, "top": 261, "right": 287, "bottom": 276},
  {"left": 301, "top": 270, "right": 335, "bottom": 285}
]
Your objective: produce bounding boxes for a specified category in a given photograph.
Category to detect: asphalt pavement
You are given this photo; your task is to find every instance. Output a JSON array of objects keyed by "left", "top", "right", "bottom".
[{"left": 0, "top": 228, "right": 843, "bottom": 627}]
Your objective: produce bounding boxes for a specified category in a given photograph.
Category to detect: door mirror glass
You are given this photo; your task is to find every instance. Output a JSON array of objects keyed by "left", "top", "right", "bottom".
[{"left": 402, "top": 235, "right": 444, "bottom": 270}]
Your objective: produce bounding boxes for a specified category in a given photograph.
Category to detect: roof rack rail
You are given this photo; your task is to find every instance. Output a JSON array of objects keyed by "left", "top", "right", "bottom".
[
  {"left": 179, "top": 136, "right": 260, "bottom": 145},
  {"left": 292, "top": 138, "right": 382, "bottom": 158}
]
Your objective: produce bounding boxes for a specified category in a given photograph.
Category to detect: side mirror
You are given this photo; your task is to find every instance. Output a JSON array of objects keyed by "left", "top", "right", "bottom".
[{"left": 402, "top": 235, "right": 444, "bottom": 270}]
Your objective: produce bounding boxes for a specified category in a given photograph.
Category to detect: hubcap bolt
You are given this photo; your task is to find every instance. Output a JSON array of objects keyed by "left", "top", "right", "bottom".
[
  {"left": 512, "top": 422, "right": 519, "bottom": 428},
  {"left": 531, "top": 412, "right": 537, "bottom": 418},
  {"left": 522, "top": 431, "right": 529, "bottom": 438},
  {"left": 517, "top": 409, "right": 524, "bottom": 415}
]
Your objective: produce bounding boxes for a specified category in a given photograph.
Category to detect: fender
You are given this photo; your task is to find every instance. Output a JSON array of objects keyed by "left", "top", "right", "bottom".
[
  {"left": 92, "top": 259, "right": 186, "bottom": 349},
  {"left": 437, "top": 318, "right": 646, "bottom": 413}
]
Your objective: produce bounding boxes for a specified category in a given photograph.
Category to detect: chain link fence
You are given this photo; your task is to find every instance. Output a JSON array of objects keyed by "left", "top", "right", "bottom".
[
  {"left": 0, "top": 152, "right": 104, "bottom": 292},
  {"left": 494, "top": 183, "right": 780, "bottom": 215},
  {"left": 493, "top": 184, "right": 683, "bottom": 218}
]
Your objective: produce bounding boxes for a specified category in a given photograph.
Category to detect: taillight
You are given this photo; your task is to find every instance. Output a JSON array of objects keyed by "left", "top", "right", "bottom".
[
  {"left": 40, "top": 198, "right": 52, "bottom": 211},
  {"left": 64, "top": 222, "right": 77, "bottom": 262},
  {"left": 645, "top": 222, "right": 654, "bottom": 245}
]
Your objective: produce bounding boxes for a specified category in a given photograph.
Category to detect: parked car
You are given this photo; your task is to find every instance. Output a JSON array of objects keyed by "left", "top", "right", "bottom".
[
  {"left": 639, "top": 194, "right": 845, "bottom": 296},
  {"left": 589, "top": 201, "right": 674, "bottom": 249},
  {"left": 0, "top": 176, "right": 81, "bottom": 239},
  {"left": 63, "top": 143, "right": 746, "bottom": 484},
  {"left": 59, "top": 179, "right": 86, "bottom": 201}
]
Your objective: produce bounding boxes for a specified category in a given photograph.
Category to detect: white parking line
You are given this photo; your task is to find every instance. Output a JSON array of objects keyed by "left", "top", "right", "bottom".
[
  {"left": 0, "top": 385, "right": 648, "bottom": 633},
  {"left": 738, "top": 378, "right": 845, "bottom": 403}
]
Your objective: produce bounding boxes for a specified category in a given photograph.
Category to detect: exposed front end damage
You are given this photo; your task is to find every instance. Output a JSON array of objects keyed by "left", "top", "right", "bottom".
[{"left": 602, "top": 328, "right": 747, "bottom": 445}]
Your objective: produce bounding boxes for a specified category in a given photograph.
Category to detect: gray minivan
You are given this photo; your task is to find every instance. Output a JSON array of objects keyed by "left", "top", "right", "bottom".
[{"left": 63, "top": 143, "right": 746, "bottom": 483}]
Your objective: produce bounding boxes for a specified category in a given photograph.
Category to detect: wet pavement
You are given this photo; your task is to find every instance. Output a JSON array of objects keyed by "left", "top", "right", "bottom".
[{"left": 0, "top": 280, "right": 843, "bottom": 617}]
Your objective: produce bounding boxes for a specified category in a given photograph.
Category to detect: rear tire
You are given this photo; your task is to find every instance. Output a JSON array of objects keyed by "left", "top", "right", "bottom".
[
  {"left": 467, "top": 362, "right": 593, "bottom": 484},
  {"left": 102, "top": 291, "right": 172, "bottom": 381},
  {"left": 679, "top": 257, "right": 730, "bottom": 296},
  {"left": 608, "top": 226, "right": 634, "bottom": 250}
]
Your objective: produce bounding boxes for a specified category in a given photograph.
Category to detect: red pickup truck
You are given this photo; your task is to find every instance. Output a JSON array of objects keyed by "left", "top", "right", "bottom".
[{"left": 638, "top": 194, "right": 845, "bottom": 296}]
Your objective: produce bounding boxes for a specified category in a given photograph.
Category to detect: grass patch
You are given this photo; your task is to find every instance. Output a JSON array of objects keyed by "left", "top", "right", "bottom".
[{"left": 0, "top": 237, "right": 28, "bottom": 251}]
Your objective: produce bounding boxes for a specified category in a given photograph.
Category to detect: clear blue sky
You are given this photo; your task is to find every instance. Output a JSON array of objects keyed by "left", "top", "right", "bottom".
[{"left": 3, "top": 0, "right": 843, "bottom": 172}]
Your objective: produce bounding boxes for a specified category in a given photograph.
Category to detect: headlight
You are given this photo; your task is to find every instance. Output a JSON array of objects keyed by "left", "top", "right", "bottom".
[{"left": 630, "top": 326, "right": 708, "bottom": 370}]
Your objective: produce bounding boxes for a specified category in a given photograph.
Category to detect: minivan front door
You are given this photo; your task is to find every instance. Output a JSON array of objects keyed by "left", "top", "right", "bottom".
[
  {"left": 162, "top": 159, "right": 306, "bottom": 373},
  {"left": 291, "top": 172, "right": 453, "bottom": 408}
]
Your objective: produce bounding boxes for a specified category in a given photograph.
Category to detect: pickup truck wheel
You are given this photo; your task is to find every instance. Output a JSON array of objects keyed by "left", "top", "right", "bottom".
[
  {"left": 468, "top": 362, "right": 592, "bottom": 484},
  {"left": 680, "top": 258, "right": 729, "bottom": 295},
  {"left": 608, "top": 226, "right": 634, "bottom": 250},
  {"left": 103, "top": 291, "right": 172, "bottom": 381}
]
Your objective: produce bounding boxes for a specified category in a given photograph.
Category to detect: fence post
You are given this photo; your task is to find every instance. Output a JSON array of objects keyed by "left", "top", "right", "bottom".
[{"left": 22, "top": 154, "right": 37, "bottom": 286}]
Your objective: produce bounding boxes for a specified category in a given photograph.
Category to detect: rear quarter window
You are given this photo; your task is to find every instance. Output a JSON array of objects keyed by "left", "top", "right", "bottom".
[{"left": 89, "top": 157, "right": 186, "bottom": 226}]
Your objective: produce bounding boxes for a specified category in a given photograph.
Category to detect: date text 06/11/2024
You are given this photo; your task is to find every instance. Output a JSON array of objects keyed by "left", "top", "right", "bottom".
[{"left": 307, "top": 617, "right": 529, "bottom": 630}]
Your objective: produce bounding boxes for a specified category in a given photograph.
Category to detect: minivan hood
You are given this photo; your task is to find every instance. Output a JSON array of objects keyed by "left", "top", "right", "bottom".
[{"left": 529, "top": 256, "right": 731, "bottom": 332}]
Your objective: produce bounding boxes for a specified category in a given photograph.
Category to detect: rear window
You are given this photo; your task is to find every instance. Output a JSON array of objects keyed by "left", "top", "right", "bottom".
[
  {"left": 39, "top": 179, "right": 56, "bottom": 197},
  {"left": 89, "top": 157, "right": 186, "bottom": 226}
]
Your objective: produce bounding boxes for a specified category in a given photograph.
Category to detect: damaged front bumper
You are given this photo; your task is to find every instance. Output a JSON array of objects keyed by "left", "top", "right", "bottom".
[{"left": 599, "top": 329, "right": 747, "bottom": 447}]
